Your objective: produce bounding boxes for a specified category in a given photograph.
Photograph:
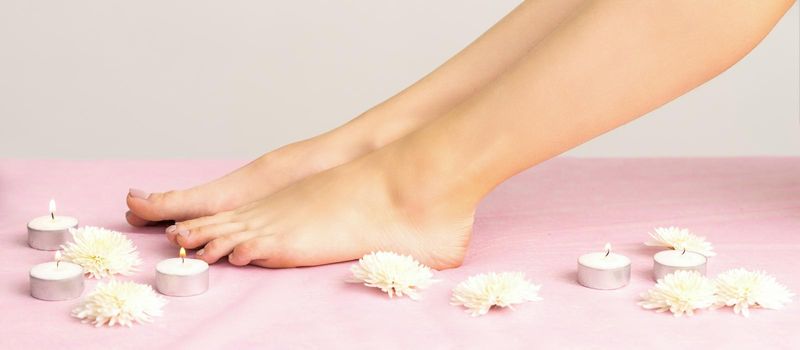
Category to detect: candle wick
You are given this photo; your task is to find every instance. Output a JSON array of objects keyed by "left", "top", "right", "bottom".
[
  {"left": 182, "top": 256, "right": 185, "bottom": 264},
  {"left": 681, "top": 248, "right": 686, "bottom": 255},
  {"left": 51, "top": 212, "right": 55, "bottom": 220},
  {"left": 604, "top": 249, "right": 610, "bottom": 257}
]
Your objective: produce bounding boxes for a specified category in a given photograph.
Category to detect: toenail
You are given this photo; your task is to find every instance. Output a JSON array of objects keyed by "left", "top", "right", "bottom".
[
  {"left": 197, "top": 248, "right": 204, "bottom": 256},
  {"left": 178, "top": 228, "right": 190, "bottom": 237},
  {"left": 166, "top": 225, "right": 177, "bottom": 234},
  {"left": 129, "top": 188, "right": 150, "bottom": 199}
]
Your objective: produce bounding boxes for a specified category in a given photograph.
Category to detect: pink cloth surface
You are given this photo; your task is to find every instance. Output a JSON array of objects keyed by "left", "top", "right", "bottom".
[{"left": 1, "top": 158, "right": 798, "bottom": 349}]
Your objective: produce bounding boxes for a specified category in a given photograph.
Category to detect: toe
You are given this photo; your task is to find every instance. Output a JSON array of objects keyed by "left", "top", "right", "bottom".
[
  {"left": 127, "top": 210, "right": 176, "bottom": 228},
  {"left": 125, "top": 211, "right": 151, "bottom": 227},
  {"left": 176, "top": 221, "right": 247, "bottom": 249},
  {"left": 229, "top": 237, "right": 283, "bottom": 267},
  {"left": 127, "top": 188, "right": 212, "bottom": 222},
  {"left": 249, "top": 258, "right": 296, "bottom": 269},
  {"left": 166, "top": 230, "right": 179, "bottom": 246},
  {"left": 199, "top": 230, "right": 259, "bottom": 264},
  {"left": 175, "top": 210, "right": 235, "bottom": 230}
]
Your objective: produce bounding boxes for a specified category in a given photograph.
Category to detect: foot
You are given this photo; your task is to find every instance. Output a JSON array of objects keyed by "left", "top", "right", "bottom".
[
  {"left": 125, "top": 132, "right": 370, "bottom": 226},
  {"left": 169, "top": 151, "right": 476, "bottom": 270}
]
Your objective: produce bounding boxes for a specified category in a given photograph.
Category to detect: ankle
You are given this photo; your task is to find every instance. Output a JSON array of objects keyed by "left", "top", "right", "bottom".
[{"left": 371, "top": 142, "right": 479, "bottom": 222}]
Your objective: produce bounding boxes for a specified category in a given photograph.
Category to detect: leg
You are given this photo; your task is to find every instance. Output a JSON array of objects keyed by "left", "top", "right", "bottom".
[
  {"left": 176, "top": 0, "right": 793, "bottom": 269},
  {"left": 126, "top": 0, "right": 587, "bottom": 226}
]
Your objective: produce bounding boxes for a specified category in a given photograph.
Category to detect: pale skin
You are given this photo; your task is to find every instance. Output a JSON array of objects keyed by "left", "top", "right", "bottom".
[
  {"left": 126, "top": 0, "right": 586, "bottom": 226},
  {"left": 126, "top": 0, "right": 795, "bottom": 269}
]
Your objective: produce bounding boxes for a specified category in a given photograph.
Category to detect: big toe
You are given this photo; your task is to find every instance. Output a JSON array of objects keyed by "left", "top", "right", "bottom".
[
  {"left": 126, "top": 188, "right": 213, "bottom": 223},
  {"left": 125, "top": 210, "right": 152, "bottom": 227}
]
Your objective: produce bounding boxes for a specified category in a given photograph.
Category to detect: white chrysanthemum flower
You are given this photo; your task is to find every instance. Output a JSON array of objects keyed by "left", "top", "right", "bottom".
[
  {"left": 713, "top": 268, "right": 794, "bottom": 317},
  {"left": 72, "top": 280, "right": 166, "bottom": 327},
  {"left": 61, "top": 226, "right": 142, "bottom": 278},
  {"left": 347, "top": 251, "right": 437, "bottom": 300},
  {"left": 639, "top": 270, "right": 716, "bottom": 317},
  {"left": 451, "top": 272, "right": 542, "bottom": 317},
  {"left": 645, "top": 226, "right": 716, "bottom": 256}
]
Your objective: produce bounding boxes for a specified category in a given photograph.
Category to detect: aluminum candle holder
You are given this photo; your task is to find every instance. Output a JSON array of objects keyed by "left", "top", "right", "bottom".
[
  {"left": 30, "top": 258, "right": 84, "bottom": 301},
  {"left": 155, "top": 248, "right": 209, "bottom": 297},
  {"left": 577, "top": 243, "right": 631, "bottom": 290},
  {"left": 653, "top": 249, "right": 707, "bottom": 281}
]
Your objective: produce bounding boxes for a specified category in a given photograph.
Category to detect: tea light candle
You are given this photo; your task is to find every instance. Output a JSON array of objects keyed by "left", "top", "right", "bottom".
[
  {"left": 653, "top": 248, "right": 707, "bottom": 281},
  {"left": 27, "top": 199, "right": 78, "bottom": 251},
  {"left": 577, "top": 243, "right": 631, "bottom": 290},
  {"left": 155, "top": 247, "right": 209, "bottom": 296},
  {"left": 30, "top": 251, "right": 84, "bottom": 301}
]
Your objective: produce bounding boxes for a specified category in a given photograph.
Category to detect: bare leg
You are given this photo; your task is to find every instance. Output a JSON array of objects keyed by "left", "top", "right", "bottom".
[
  {"left": 172, "top": 0, "right": 794, "bottom": 269},
  {"left": 125, "top": 0, "right": 587, "bottom": 226}
]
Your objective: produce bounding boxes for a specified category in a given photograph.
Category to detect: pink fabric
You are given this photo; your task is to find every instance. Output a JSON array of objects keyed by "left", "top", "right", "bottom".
[{"left": 1, "top": 158, "right": 798, "bottom": 349}]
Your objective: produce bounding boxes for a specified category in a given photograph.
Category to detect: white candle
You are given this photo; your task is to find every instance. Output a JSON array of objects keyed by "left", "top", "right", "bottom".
[
  {"left": 653, "top": 249, "right": 707, "bottom": 281},
  {"left": 30, "top": 251, "right": 84, "bottom": 301},
  {"left": 577, "top": 243, "right": 631, "bottom": 290},
  {"left": 27, "top": 199, "right": 79, "bottom": 251},
  {"left": 155, "top": 247, "right": 209, "bottom": 296}
]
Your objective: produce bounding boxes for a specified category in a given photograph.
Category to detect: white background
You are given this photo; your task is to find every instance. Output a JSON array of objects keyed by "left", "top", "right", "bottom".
[{"left": 1, "top": 1, "right": 797, "bottom": 158}]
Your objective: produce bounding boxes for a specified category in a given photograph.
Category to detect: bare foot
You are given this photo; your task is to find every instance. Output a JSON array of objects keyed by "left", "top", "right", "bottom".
[
  {"left": 170, "top": 150, "right": 476, "bottom": 270},
  {"left": 125, "top": 131, "right": 371, "bottom": 226}
]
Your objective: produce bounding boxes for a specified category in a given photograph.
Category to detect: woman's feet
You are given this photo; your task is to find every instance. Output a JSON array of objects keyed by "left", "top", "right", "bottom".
[
  {"left": 168, "top": 150, "right": 476, "bottom": 270},
  {"left": 125, "top": 130, "right": 373, "bottom": 226}
]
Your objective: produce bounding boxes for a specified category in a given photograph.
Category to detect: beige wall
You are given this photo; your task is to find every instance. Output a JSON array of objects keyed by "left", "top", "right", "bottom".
[{"left": 1, "top": 1, "right": 797, "bottom": 159}]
